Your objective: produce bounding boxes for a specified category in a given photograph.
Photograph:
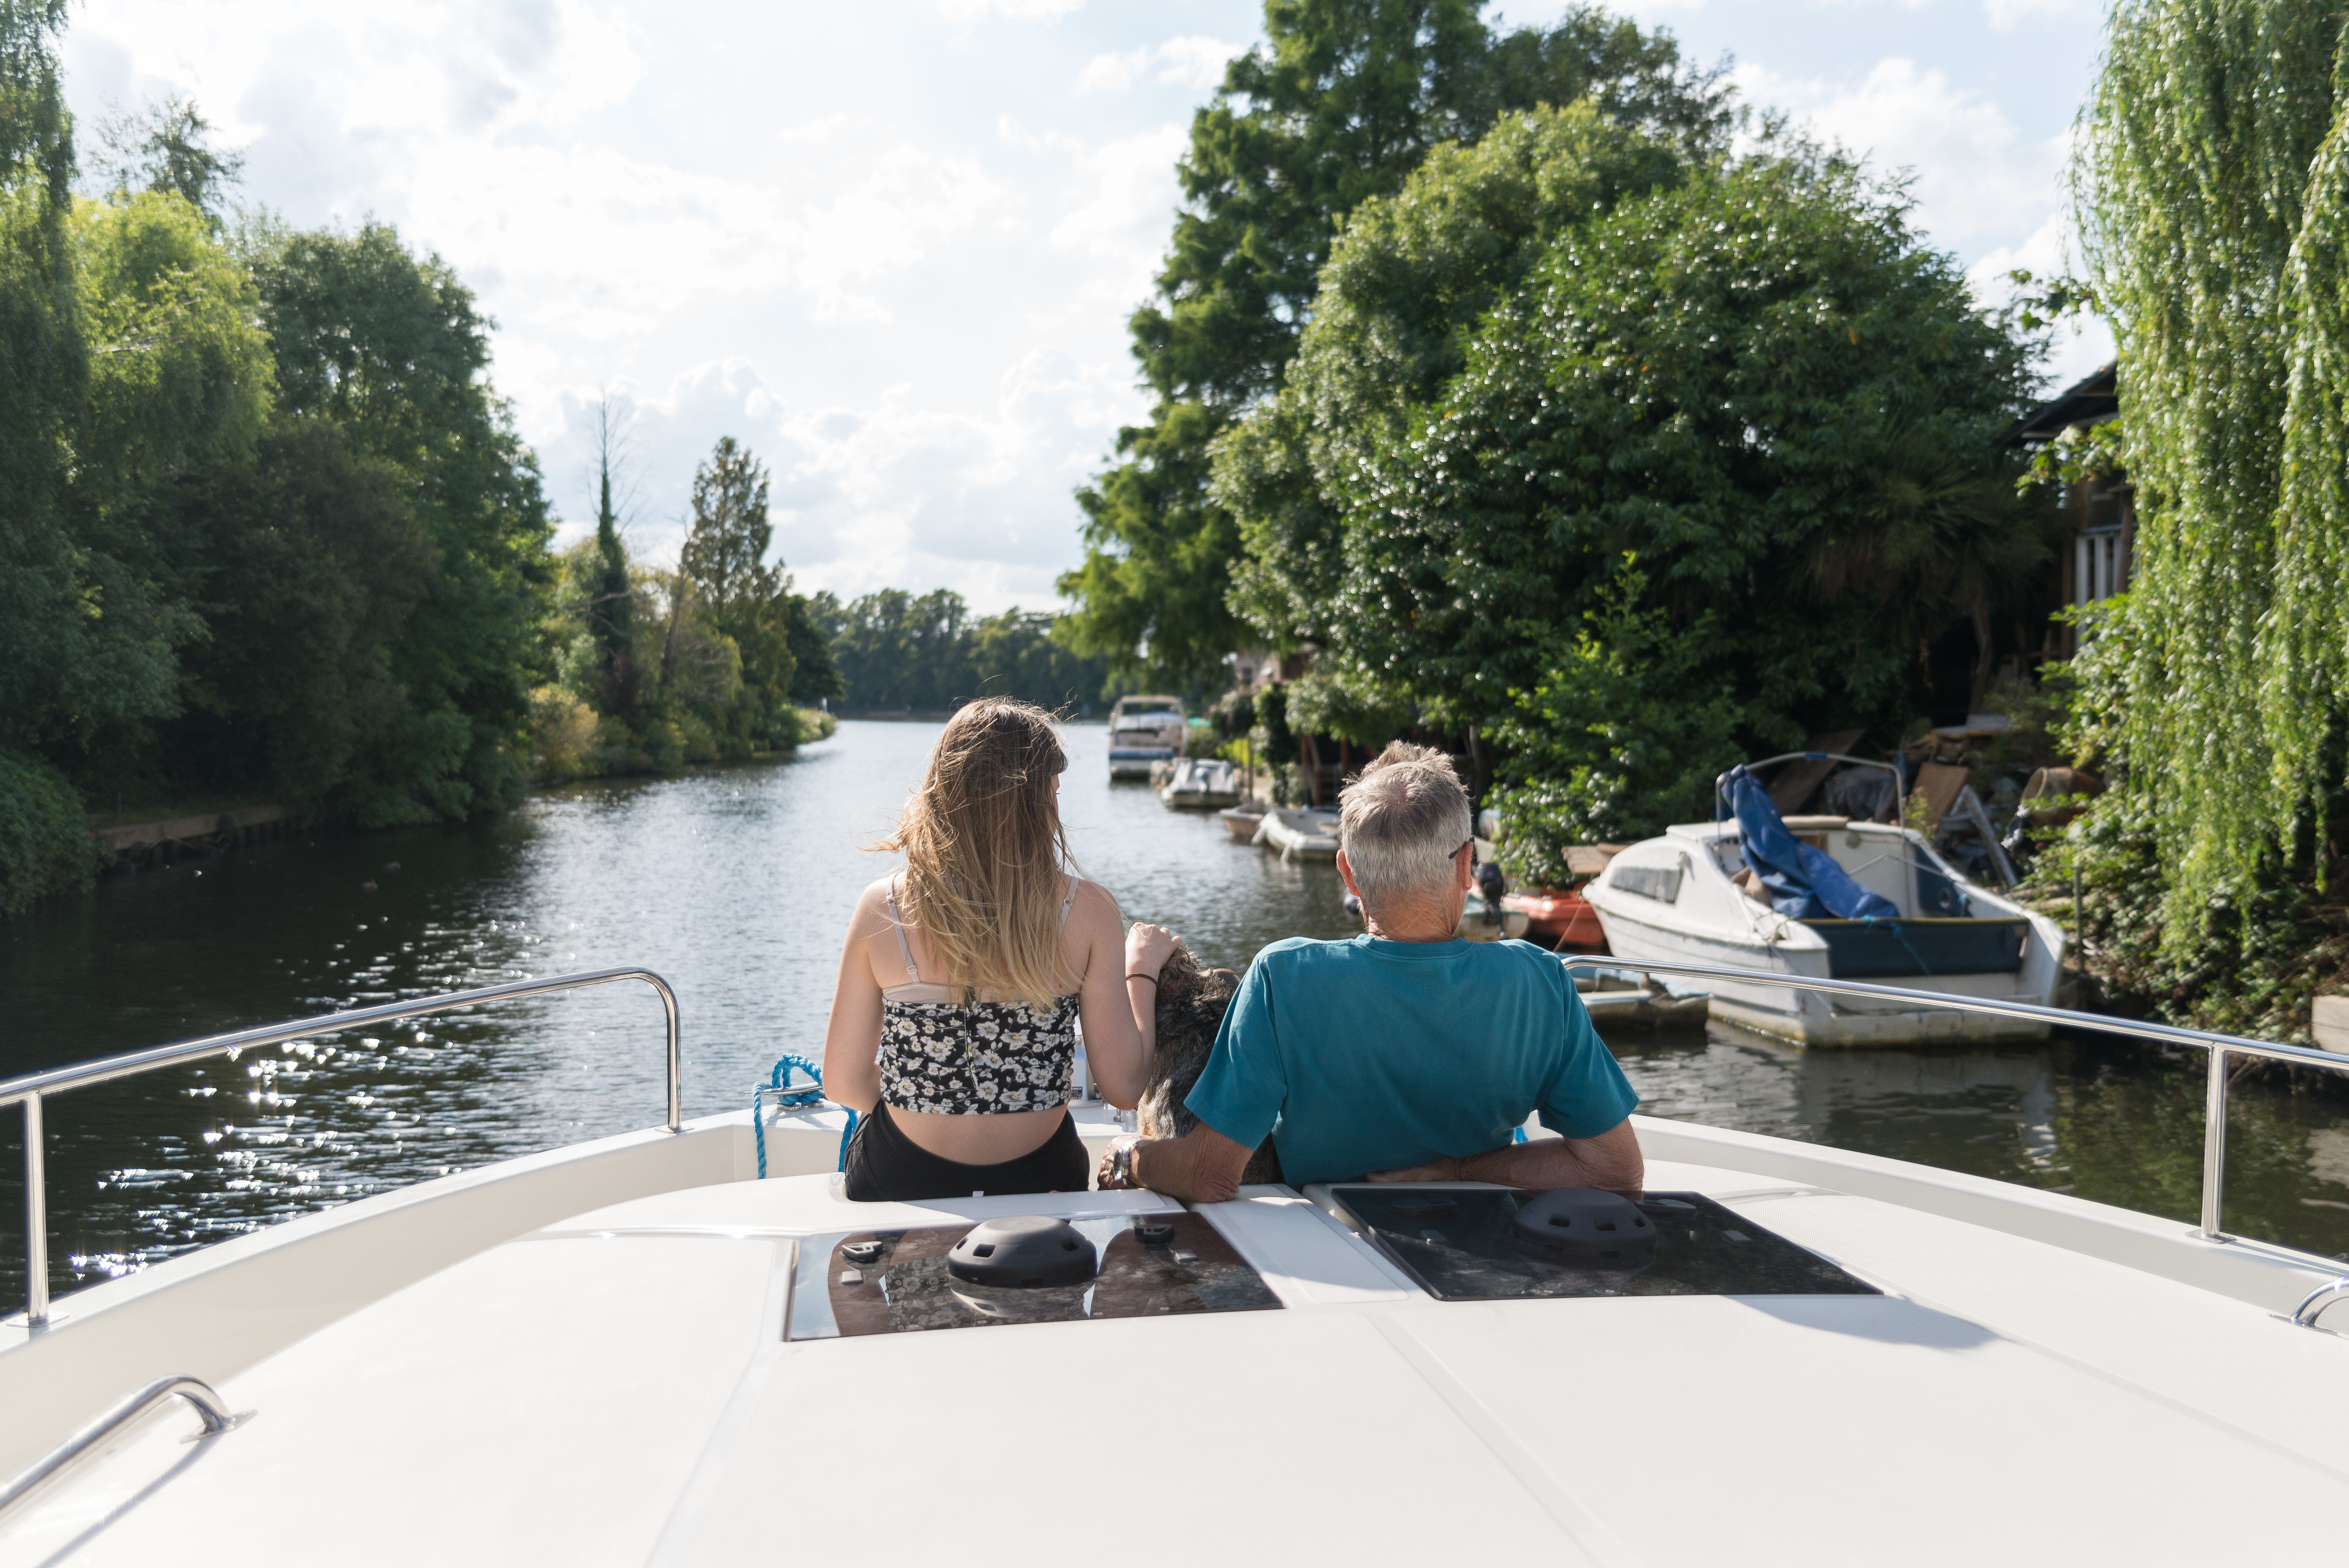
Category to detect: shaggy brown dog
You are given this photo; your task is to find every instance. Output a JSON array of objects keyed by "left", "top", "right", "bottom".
[{"left": 1138, "top": 946, "right": 1283, "bottom": 1185}]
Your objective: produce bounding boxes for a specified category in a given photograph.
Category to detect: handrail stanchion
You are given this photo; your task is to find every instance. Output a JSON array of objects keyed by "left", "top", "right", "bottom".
[
  {"left": 4, "top": 966, "right": 682, "bottom": 1330},
  {"left": 2202, "top": 1046, "right": 2229, "bottom": 1240},
  {"left": 23, "top": 1095, "right": 47, "bottom": 1332}
]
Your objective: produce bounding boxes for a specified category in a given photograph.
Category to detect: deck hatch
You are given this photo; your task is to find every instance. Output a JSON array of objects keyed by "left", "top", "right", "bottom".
[
  {"left": 1326, "top": 1187, "right": 1880, "bottom": 1303},
  {"left": 787, "top": 1212, "right": 1280, "bottom": 1340}
]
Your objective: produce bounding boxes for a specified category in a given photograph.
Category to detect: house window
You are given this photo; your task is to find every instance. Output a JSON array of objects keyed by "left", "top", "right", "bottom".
[{"left": 2076, "top": 527, "right": 2126, "bottom": 606}]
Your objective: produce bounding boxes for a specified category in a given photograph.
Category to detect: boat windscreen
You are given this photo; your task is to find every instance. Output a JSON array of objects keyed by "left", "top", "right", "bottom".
[
  {"left": 787, "top": 1212, "right": 1280, "bottom": 1340},
  {"left": 1326, "top": 1187, "right": 1879, "bottom": 1303}
]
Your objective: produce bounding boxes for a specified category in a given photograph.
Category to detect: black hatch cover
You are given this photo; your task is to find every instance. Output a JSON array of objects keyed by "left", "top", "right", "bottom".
[
  {"left": 787, "top": 1212, "right": 1281, "bottom": 1340},
  {"left": 1328, "top": 1187, "right": 1880, "bottom": 1302}
]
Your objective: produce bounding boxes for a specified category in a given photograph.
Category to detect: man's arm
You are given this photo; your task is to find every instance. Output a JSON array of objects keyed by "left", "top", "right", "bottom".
[
  {"left": 1366, "top": 1118, "right": 1643, "bottom": 1195},
  {"left": 1098, "top": 1124, "right": 1255, "bottom": 1205}
]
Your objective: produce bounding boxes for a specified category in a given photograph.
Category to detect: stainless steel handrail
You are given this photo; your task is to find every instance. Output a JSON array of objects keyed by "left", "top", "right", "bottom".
[
  {"left": 0, "top": 1374, "right": 241, "bottom": 1523},
  {"left": 1562, "top": 956, "right": 2349, "bottom": 1262},
  {"left": 2292, "top": 1278, "right": 2349, "bottom": 1329},
  {"left": 4, "top": 966, "right": 681, "bottom": 1331}
]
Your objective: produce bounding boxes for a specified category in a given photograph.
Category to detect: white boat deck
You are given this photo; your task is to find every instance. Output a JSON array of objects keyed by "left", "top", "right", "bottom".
[{"left": 6, "top": 1114, "right": 2346, "bottom": 1566}]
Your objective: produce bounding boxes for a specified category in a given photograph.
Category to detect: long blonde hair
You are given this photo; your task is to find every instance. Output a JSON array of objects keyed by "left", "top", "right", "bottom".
[{"left": 880, "top": 699, "right": 1074, "bottom": 1010}]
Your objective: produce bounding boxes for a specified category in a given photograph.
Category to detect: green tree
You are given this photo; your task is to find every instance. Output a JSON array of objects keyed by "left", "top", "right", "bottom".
[
  {"left": 1218, "top": 100, "right": 1686, "bottom": 654},
  {"left": 828, "top": 589, "right": 973, "bottom": 711},
  {"left": 583, "top": 394, "right": 640, "bottom": 716},
  {"left": 1, "top": 0, "right": 103, "bottom": 755},
  {"left": 160, "top": 420, "right": 437, "bottom": 806},
  {"left": 1057, "top": 0, "right": 1730, "bottom": 689},
  {"left": 966, "top": 609, "right": 1117, "bottom": 714},
  {"left": 91, "top": 96, "right": 243, "bottom": 221},
  {"left": 2074, "top": 0, "right": 2349, "bottom": 946},
  {"left": 1486, "top": 557, "right": 1742, "bottom": 880},
  {"left": 250, "top": 222, "right": 554, "bottom": 824},
  {"left": 782, "top": 592, "right": 843, "bottom": 705},
  {"left": 677, "top": 435, "right": 798, "bottom": 745},
  {"left": 1322, "top": 153, "right": 2037, "bottom": 833}
]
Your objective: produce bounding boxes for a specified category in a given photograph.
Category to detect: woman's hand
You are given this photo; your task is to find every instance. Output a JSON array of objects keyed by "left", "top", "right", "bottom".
[{"left": 1125, "top": 921, "right": 1180, "bottom": 979}]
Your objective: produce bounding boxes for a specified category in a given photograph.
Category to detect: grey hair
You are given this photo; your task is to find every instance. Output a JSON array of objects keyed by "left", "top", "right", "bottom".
[{"left": 1338, "top": 742, "right": 1472, "bottom": 908}]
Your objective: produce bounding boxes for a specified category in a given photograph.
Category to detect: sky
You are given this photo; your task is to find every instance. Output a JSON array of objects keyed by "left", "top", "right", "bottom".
[{"left": 61, "top": 0, "right": 2117, "bottom": 613}]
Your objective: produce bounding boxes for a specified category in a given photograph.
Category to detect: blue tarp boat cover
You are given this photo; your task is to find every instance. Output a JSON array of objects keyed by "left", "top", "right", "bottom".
[{"left": 1722, "top": 766, "right": 1899, "bottom": 921}]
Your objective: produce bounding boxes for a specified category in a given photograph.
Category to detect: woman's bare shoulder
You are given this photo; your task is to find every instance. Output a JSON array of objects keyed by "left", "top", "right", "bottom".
[
  {"left": 843, "top": 874, "right": 900, "bottom": 931},
  {"left": 1068, "top": 876, "right": 1122, "bottom": 922}
]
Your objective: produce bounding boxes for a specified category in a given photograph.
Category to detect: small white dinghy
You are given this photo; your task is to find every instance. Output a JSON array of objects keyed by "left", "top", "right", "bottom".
[
  {"left": 1218, "top": 802, "right": 1267, "bottom": 842},
  {"left": 1253, "top": 807, "right": 1341, "bottom": 861},
  {"left": 1159, "top": 757, "right": 1243, "bottom": 810},
  {"left": 1584, "top": 757, "right": 2064, "bottom": 1045},
  {"left": 7, "top": 965, "right": 2349, "bottom": 1566}
]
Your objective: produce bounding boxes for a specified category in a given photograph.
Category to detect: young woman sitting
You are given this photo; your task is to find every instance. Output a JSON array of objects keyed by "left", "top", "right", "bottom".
[{"left": 822, "top": 698, "right": 1178, "bottom": 1201}]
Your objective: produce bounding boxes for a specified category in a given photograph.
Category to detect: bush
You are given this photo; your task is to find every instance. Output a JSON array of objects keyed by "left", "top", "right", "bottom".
[
  {"left": 0, "top": 750, "right": 106, "bottom": 918},
  {"left": 528, "top": 686, "right": 601, "bottom": 783}
]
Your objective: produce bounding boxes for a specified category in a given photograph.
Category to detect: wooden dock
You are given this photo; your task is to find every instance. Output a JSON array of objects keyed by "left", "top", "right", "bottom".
[{"left": 93, "top": 805, "right": 291, "bottom": 865}]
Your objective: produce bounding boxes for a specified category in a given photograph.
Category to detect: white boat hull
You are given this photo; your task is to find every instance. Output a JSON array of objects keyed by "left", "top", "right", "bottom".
[
  {"left": 1253, "top": 808, "right": 1340, "bottom": 861},
  {"left": 1583, "top": 819, "right": 2065, "bottom": 1046}
]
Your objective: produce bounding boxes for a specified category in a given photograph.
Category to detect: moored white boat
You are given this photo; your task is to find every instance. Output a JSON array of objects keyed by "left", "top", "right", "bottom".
[
  {"left": 1252, "top": 807, "right": 1341, "bottom": 861},
  {"left": 1106, "top": 695, "right": 1186, "bottom": 780},
  {"left": 1584, "top": 780, "right": 2065, "bottom": 1046},
  {"left": 1159, "top": 757, "right": 1243, "bottom": 810},
  {"left": 1218, "top": 802, "right": 1267, "bottom": 842}
]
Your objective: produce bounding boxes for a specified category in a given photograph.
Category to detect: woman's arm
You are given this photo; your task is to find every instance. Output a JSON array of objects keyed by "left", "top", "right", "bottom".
[
  {"left": 820, "top": 882, "right": 891, "bottom": 1115},
  {"left": 1070, "top": 881, "right": 1177, "bottom": 1110}
]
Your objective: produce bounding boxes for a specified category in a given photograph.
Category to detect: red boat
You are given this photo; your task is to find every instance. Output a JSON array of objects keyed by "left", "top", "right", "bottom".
[{"left": 1501, "top": 886, "right": 1608, "bottom": 951}]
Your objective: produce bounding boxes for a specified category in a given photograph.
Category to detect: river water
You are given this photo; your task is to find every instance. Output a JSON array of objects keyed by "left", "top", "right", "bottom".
[{"left": 5, "top": 719, "right": 2347, "bottom": 1305}]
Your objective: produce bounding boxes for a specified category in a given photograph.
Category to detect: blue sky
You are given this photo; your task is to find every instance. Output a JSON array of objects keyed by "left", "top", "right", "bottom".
[{"left": 61, "top": 0, "right": 2115, "bottom": 611}]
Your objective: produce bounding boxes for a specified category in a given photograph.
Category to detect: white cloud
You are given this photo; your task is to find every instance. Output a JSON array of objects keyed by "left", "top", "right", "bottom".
[
  {"left": 1982, "top": 0, "right": 2095, "bottom": 30},
  {"left": 541, "top": 350, "right": 1128, "bottom": 609},
  {"left": 1734, "top": 55, "right": 2106, "bottom": 392},
  {"left": 1049, "top": 125, "right": 1187, "bottom": 283},
  {"left": 938, "top": 0, "right": 1085, "bottom": 20},
  {"left": 1734, "top": 57, "right": 2065, "bottom": 259},
  {"left": 1074, "top": 35, "right": 1244, "bottom": 95}
]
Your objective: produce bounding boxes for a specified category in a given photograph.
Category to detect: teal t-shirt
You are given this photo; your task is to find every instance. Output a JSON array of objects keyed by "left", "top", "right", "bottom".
[{"left": 1185, "top": 934, "right": 1639, "bottom": 1186}]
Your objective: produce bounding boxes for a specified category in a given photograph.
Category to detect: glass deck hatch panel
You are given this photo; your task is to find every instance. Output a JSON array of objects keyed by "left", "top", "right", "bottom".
[
  {"left": 1327, "top": 1186, "right": 1882, "bottom": 1303},
  {"left": 787, "top": 1211, "right": 1281, "bottom": 1340}
]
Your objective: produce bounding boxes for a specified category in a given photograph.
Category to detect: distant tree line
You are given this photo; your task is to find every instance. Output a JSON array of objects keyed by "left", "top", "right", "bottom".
[{"left": 811, "top": 591, "right": 1117, "bottom": 716}]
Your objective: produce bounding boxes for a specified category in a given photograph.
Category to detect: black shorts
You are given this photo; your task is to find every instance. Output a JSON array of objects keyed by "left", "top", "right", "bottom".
[{"left": 841, "top": 1102, "right": 1090, "bottom": 1203}]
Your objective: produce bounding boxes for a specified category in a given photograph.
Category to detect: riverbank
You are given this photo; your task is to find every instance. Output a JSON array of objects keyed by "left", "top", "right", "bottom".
[{"left": 525, "top": 698, "right": 836, "bottom": 786}]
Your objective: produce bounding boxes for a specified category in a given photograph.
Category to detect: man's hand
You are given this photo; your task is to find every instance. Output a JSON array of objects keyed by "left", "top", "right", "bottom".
[
  {"left": 1365, "top": 1156, "right": 1463, "bottom": 1183},
  {"left": 1367, "top": 1119, "right": 1643, "bottom": 1195},
  {"left": 1095, "top": 1124, "right": 1253, "bottom": 1203}
]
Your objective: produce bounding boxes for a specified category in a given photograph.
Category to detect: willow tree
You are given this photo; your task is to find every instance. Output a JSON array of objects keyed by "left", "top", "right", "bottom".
[{"left": 2077, "top": 0, "right": 2349, "bottom": 940}]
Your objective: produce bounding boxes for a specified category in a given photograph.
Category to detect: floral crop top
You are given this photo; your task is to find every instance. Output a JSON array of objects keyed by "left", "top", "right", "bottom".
[{"left": 877, "top": 876, "right": 1080, "bottom": 1115}]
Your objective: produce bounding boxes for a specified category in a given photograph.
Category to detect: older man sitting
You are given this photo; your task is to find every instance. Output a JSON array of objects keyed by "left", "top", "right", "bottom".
[{"left": 1102, "top": 741, "right": 1642, "bottom": 1204}]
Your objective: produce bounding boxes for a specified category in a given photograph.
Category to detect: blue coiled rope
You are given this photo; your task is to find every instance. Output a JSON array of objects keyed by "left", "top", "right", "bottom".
[{"left": 752, "top": 1054, "right": 858, "bottom": 1177}]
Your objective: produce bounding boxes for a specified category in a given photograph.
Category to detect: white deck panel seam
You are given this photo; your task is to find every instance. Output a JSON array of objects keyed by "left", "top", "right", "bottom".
[
  {"left": 643, "top": 1240, "right": 798, "bottom": 1568},
  {"left": 1367, "top": 1309, "right": 1637, "bottom": 1568}
]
